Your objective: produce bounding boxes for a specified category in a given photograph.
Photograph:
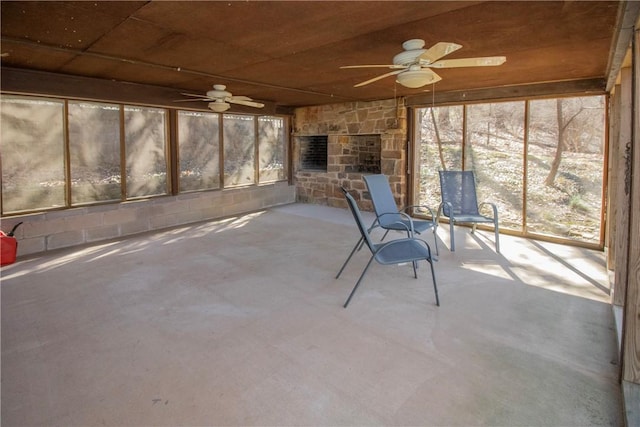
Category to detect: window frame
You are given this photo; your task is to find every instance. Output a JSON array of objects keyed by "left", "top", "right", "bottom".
[
  {"left": 410, "top": 93, "right": 608, "bottom": 250},
  {"left": 0, "top": 93, "right": 291, "bottom": 216}
]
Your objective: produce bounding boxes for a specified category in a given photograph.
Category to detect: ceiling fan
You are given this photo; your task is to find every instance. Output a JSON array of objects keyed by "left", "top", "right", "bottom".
[
  {"left": 341, "top": 39, "right": 506, "bottom": 89},
  {"left": 177, "top": 84, "right": 264, "bottom": 112}
]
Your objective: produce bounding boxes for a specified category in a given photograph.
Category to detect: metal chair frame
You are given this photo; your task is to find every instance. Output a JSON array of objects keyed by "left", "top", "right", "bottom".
[
  {"left": 336, "top": 188, "right": 439, "bottom": 308},
  {"left": 437, "top": 170, "right": 500, "bottom": 253}
]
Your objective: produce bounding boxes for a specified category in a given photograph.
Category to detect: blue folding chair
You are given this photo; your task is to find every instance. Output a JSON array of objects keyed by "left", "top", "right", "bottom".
[
  {"left": 437, "top": 170, "right": 500, "bottom": 253},
  {"left": 336, "top": 187, "right": 439, "bottom": 308}
]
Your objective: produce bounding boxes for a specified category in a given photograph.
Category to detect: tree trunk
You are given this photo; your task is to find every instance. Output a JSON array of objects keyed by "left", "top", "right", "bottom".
[
  {"left": 430, "top": 108, "right": 446, "bottom": 170},
  {"left": 545, "top": 99, "right": 565, "bottom": 186}
]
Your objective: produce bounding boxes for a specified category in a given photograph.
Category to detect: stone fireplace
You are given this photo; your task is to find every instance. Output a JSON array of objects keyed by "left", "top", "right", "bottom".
[{"left": 293, "top": 99, "right": 407, "bottom": 210}]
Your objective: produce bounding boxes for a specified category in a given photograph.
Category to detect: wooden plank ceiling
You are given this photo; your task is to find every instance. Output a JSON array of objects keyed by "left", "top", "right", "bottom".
[{"left": 0, "top": 1, "right": 622, "bottom": 109}]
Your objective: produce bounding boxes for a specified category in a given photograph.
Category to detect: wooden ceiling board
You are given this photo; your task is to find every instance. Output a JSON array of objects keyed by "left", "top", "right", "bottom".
[
  {"left": 0, "top": 1, "right": 146, "bottom": 50},
  {"left": 131, "top": 1, "right": 484, "bottom": 58},
  {"left": 59, "top": 55, "right": 194, "bottom": 90},
  {"left": 0, "top": 1, "right": 625, "bottom": 108},
  {"left": 85, "top": 18, "right": 272, "bottom": 74},
  {"left": 0, "top": 40, "right": 77, "bottom": 72}
]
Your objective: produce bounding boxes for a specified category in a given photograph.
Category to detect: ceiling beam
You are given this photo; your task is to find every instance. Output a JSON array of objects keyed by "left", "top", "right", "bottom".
[
  {"left": 0, "top": 67, "right": 293, "bottom": 115},
  {"left": 404, "top": 78, "right": 606, "bottom": 107}
]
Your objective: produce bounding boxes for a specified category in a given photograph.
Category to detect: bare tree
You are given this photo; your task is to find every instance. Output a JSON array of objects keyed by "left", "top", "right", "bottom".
[
  {"left": 430, "top": 108, "right": 447, "bottom": 170},
  {"left": 544, "top": 99, "right": 583, "bottom": 186}
]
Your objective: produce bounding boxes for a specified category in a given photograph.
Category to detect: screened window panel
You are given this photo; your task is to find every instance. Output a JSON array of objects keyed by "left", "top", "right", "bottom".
[
  {"left": 414, "top": 106, "right": 463, "bottom": 209},
  {"left": 223, "top": 114, "right": 255, "bottom": 187},
  {"left": 124, "top": 106, "right": 168, "bottom": 198},
  {"left": 258, "top": 116, "right": 286, "bottom": 183},
  {"left": 465, "top": 101, "right": 525, "bottom": 230},
  {"left": 68, "top": 101, "right": 121, "bottom": 204},
  {"left": 527, "top": 96, "right": 605, "bottom": 243},
  {"left": 0, "top": 96, "right": 66, "bottom": 213},
  {"left": 178, "top": 111, "right": 220, "bottom": 192},
  {"left": 414, "top": 95, "right": 606, "bottom": 246}
]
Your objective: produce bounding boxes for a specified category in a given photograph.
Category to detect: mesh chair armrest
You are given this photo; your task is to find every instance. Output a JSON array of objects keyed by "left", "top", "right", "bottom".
[
  {"left": 377, "top": 211, "right": 415, "bottom": 236},
  {"left": 437, "top": 201, "right": 454, "bottom": 219},
  {"left": 478, "top": 202, "right": 498, "bottom": 220},
  {"left": 401, "top": 204, "right": 437, "bottom": 220}
]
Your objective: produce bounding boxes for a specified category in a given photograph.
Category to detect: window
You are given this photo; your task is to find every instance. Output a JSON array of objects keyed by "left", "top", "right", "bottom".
[
  {"left": 223, "top": 114, "right": 255, "bottom": 187},
  {"left": 178, "top": 111, "right": 220, "bottom": 192},
  {"left": 1, "top": 93, "right": 289, "bottom": 215},
  {"left": 0, "top": 96, "right": 66, "bottom": 213},
  {"left": 414, "top": 95, "right": 606, "bottom": 246},
  {"left": 124, "top": 106, "right": 168, "bottom": 198},
  {"left": 415, "top": 105, "right": 463, "bottom": 209},
  {"left": 465, "top": 101, "right": 525, "bottom": 229},
  {"left": 527, "top": 97, "right": 605, "bottom": 241},
  {"left": 68, "top": 101, "right": 121, "bottom": 204},
  {"left": 258, "top": 116, "right": 286, "bottom": 183}
]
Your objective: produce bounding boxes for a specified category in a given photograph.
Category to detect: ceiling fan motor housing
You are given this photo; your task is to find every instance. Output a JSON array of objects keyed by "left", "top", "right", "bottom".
[{"left": 206, "top": 84, "right": 232, "bottom": 100}]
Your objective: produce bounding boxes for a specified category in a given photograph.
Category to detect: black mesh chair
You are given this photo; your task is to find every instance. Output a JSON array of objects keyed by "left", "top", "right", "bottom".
[
  {"left": 336, "top": 187, "right": 439, "bottom": 308},
  {"left": 335, "top": 174, "right": 439, "bottom": 279},
  {"left": 437, "top": 170, "right": 500, "bottom": 253}
]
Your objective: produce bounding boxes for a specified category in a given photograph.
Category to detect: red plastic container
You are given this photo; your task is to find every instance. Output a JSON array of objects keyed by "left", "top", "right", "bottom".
[{"left": 1, "top": 222, "right": 23, "bottom": 266}]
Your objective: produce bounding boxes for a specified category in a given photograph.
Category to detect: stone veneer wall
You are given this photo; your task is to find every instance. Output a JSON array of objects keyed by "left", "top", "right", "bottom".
[{"left": 293, "top": 99, "right": 407, "bottom": 210}]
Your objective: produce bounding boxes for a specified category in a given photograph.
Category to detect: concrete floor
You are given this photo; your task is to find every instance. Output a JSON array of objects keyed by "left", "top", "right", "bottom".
[{"left": 1, "top": 203, "right": 622, "bottom": 426}]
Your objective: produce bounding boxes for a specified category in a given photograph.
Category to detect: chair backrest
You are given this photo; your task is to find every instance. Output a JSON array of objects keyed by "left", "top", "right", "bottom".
[
  {"left": 438, "top": 170, "right": 480, "bottom": 217},
  {"left": 363, "top": 174, "right": 404, "bottom": 227},
  {"left": 341, "top": 187, "right": 375, "bottom": 253}
]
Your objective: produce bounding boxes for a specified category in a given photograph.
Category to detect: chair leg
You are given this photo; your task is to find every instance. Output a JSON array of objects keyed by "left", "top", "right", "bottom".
[
  {"left": 449, "top": 220, "right": 455, "bottom": 252},
  {"left": 380, "top": 229, "right": 390, "bottom": 241},
  {"left": 343, "top": 256, "right": 375, "bottom": 308},
  {"left": 336, "top": 236, "right": 364, "bottom": 279},
  {"left": 494, "top": 221, "right": 500, "bottom": 253},
  {"left": 432, "top": 226, "right": 439, "bottom": 256},
  {"left": 428, "top": 259, "right": 440, "bottom": 306},
  {"left": 412, "top": 261, "right": 418, "bottom": 278}
]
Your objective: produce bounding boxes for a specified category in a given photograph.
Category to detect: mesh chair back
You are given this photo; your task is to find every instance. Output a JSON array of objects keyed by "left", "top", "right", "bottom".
[
  {"left": 439, "top": 170, "right": 480, "bottom": 217},
  {"left": 363, "top": 174, "right": 403, "bottom": 227},
  {"left": 341, "top": 188, "right": 376, "bottom": 253}
]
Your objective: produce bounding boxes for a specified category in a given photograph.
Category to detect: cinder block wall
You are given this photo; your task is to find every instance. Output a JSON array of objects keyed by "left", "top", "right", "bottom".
[
  {"left": 2, "top": 182, "right": 295, "bottom": 257},
  {"left": 293, "top": 99, "right": 407, "bottom": 210}
]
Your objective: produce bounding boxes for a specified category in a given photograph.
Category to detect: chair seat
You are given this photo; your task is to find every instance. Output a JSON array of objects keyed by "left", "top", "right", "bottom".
[
  {"left": 373, "top": 239, "right": 430, "bottom": 265},
  {"left": 381, "top": 219, "right": 435, "bottom": 234},
  {"left": 450, "top": 214, "right": 494, "bottom": 224}
]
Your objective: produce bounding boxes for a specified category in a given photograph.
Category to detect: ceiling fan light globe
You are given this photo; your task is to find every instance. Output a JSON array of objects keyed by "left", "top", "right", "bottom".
[
  {"left": 208, "top": 102, "right": 230, "bottom": 112},
  {"left": 396, "top": 70, "right": 436, "bottom": 88}
]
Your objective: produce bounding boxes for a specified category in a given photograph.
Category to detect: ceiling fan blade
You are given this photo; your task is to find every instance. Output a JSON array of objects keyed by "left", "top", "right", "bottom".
[
  {"left": 419, "top": 42, "right": 462, "bottom": 63},
  {"left": 228, "top": 98, "right": 264, "bottom": 108},
  {"left": 341, "top": 64, "right": 406, "bottom": 69},
  {"left": 180, "top": 92, "right": 211, "bottom": 98},
  {"left": 425, "top": 69, "right": 442, "bottom": 84},
  {"left": 173, "top": 98, "right": 211, "bottom": 102},
  {"left": 354, "top": 70, "right": 403, "bottom": 87},
  {"left": 429, "top": 56, "right": 506, "bottom": 68}
]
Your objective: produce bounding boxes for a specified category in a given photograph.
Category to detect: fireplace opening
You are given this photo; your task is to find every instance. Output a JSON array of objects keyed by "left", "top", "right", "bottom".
[
  {"left": 299, "top": 135, "right": 328, "bottom": 171},
  {"left": 344, "top": 134, "right": 381, "bottom": 174}
]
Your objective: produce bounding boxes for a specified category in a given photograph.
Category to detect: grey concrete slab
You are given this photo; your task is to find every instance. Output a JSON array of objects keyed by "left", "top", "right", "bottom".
[{"left": 1, "top": 204, "right": 622, "bottom": 426}]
